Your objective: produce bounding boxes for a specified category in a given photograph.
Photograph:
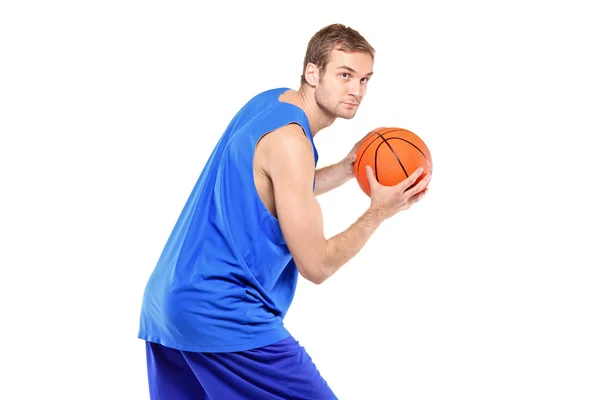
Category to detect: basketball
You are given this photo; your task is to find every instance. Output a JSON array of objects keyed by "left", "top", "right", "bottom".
[{"left": 353, "top": 127, "right": 432, "bottom": 196}]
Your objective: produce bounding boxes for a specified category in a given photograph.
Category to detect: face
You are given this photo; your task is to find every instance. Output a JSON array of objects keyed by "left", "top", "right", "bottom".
[{"left": 312, "top": 48, "right": 374, "bottom": 120}]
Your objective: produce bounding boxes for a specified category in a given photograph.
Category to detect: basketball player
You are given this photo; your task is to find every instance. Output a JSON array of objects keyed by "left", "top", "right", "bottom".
[{"left": 138, "top": 23, "right": 430, "bottom": 399}]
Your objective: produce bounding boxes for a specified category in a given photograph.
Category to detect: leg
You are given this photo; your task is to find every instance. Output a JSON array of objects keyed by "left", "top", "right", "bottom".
[
  {"left": 182, "top": 335, "right": 338, "bottom": 400},
  {"left": 145, "top": 341, "right": 210, "bottom": 400}
]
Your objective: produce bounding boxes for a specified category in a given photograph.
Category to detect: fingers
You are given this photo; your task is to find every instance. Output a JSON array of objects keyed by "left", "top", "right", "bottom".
[
  {"left": 365, "top": 165, "right": 377, "bottom": 185},
  {"left": 354, "top": 131, "right": 376, "bottom": 149},
  {"left": 395, "top": 167, "right": 423, "bottom": 191},
  {"left": 359, "top": 130, "right": 375, "bottom": 142},
  {"left": 366, "top": 164, "right": 430, "bottom": 207},
  {"left": 405, "top": 173, "right": 431, "bottom": 198},
  {"left": 406, "top": 188, "right": 428, "bottom": 207}
]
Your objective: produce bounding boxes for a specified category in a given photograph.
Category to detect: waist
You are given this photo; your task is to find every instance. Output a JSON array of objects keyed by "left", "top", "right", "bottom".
[{"left": 139, "top": 280, "right": 289, "bottom": 351}]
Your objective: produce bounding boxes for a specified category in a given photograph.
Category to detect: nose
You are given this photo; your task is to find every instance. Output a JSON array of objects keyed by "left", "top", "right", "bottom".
[{"left": 349, "top": 80, "right": 362, "bottom": 99}]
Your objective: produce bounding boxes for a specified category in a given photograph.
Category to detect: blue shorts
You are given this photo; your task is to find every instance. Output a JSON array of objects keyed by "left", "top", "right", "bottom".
[{"left": 145, "top": 335, "right": 338, "bottom": 399}]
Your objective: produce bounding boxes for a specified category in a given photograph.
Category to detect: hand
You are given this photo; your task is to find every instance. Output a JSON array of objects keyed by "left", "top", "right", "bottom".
[
  {"left": 339, "top": 131, "right": 374, "bottom": 180},
  {"left": 365, "top": 166, "right": 430, "bottom": 220}
]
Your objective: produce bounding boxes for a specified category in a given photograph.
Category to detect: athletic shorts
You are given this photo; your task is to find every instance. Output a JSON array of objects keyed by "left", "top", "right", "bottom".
[{"left": 145, "top": 335, "right": 338, "bottom": 399}]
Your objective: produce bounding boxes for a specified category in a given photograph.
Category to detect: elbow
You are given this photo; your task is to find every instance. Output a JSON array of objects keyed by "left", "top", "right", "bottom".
[
  {"left": 297, "top": 261, "right": 331, "bottom": 285},
  {"left": 308, "top": 274, "right": 327, "bottom": 285}
]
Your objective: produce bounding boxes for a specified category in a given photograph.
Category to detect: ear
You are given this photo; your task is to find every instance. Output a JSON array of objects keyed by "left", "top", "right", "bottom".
[{"left": 304, "top": 63, "right": 320, "bottom": 87}]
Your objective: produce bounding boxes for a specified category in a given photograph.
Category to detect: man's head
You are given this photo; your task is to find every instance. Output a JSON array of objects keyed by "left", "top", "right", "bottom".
[{"left": 300, "top": 24, "right": 375, "bottom": 120}]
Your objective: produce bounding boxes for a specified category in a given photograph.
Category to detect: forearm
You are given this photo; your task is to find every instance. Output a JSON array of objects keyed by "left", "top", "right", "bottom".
[
  {"left": 314, "top": 163, "right": 352, "bottom": 196},
  {"left": 318, "top": 207, "right": 385, "bottom": 281}
]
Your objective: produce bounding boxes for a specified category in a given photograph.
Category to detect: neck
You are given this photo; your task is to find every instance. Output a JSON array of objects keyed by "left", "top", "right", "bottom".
[{"left": 290, "top": 85, "right": 336, "bottom": 136}]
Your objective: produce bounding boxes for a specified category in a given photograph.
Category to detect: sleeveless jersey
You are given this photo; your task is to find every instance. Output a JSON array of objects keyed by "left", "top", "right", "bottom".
[{"left": 138, "top": 88, "right": 318, "bottom": 352}]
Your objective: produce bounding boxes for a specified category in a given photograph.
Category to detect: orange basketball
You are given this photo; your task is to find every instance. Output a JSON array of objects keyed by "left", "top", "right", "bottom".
[{"left": 353, "top": 127, "right": 432, "bottom": 196}]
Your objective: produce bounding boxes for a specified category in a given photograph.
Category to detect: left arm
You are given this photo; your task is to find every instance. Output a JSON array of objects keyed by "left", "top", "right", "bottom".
[
  {"left": 314, "top": 162, "right": 353, "bottom": 196},
  {"left": 313, "top": 131, "right": 373, "bottom": 196}
]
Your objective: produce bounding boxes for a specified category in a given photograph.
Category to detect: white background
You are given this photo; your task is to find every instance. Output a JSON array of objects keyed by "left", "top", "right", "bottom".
[{"left": 1, "top": 1, "right": 599, "bottom": 399}]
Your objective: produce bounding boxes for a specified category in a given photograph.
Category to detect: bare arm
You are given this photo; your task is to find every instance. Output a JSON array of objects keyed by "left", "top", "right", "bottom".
[
  {"left": 313, "top": 130, "right": 376, "bottom": 196},
  {"left": 263, "top": 124, "right": 385, "bottom": 284},
  {"left": 313, "top": 162, "right": 353, "bottom": 196}
]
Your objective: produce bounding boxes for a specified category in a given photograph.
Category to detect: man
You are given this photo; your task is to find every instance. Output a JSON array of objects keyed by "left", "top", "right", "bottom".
[{"left": 138, "top": 23, "right": 430, "bottom": 399}]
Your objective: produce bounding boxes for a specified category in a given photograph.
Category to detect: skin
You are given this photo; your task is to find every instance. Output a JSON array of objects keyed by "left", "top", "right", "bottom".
[{"left": 253, "top": 46, "right": 431, "bottom": 284}]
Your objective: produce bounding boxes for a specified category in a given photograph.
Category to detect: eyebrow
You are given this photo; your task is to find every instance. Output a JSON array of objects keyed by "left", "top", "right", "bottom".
[{"left": 337, "top": 65, "right": 374, "bottom": 76}]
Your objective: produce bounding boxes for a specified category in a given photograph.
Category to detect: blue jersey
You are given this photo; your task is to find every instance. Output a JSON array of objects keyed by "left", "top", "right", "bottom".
[{"left": 138, "top": 88, "right": 318, "bottom": 352}]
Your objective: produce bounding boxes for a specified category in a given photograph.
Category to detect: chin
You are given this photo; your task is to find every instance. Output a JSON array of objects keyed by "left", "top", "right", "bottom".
[{"left": 337, "top": 110, "right": 358, "bottom": 119}]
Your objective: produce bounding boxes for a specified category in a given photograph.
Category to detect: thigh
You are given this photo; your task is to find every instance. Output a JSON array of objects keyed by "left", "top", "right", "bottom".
[
  {"left": 146, "top": 341, "right": 209, "bottom": 400},
  {"left": 182, "top": 335, "right": 338, "bottom": 400}
]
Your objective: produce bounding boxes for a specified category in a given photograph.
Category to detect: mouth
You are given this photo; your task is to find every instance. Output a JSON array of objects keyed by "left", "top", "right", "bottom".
[{"left": 342, "top": 102, "right": 359, "bottom": 108}]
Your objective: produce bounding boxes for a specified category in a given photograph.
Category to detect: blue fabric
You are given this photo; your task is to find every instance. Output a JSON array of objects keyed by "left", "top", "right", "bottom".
[
  {"left": 145, "top": 337, "right": 338, "bottom": 399},
  {"left": 138, "top": 88, "right": 318, "bottom": 352}
]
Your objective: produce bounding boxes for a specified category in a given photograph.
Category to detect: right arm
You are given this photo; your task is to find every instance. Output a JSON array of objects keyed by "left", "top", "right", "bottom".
[{"left": 263, "top": 124, "right": 429, "bottom": 284}]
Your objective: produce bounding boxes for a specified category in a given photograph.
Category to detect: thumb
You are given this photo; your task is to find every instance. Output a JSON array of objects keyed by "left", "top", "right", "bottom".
[{"left": 365, "top": 165, "right": 377, "bottom": 184}]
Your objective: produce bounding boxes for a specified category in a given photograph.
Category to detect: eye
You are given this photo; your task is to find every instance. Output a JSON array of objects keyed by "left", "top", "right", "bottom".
[
  {"left": 340, "top": 72, "right": 350, "bottom": 79},
  {"left": 361, "top": 77, "right": 369, "bottom": 84}
]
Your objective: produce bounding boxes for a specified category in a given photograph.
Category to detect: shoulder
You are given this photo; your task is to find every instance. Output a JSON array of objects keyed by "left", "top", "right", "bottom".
[
  {"left": 261, "top": 123, "right": 312, "bottom": 156},
  {"left": 245, "top": 87, "right": 291, "bottom": 105},
  {"left": 258, "top": 123, "right": 314, "bottom": 177}
]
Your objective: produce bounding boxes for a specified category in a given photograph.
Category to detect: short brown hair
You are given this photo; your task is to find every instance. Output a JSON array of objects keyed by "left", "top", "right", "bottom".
[{"left": 301, "top": 24, "right": 375, "bottom": 84}]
